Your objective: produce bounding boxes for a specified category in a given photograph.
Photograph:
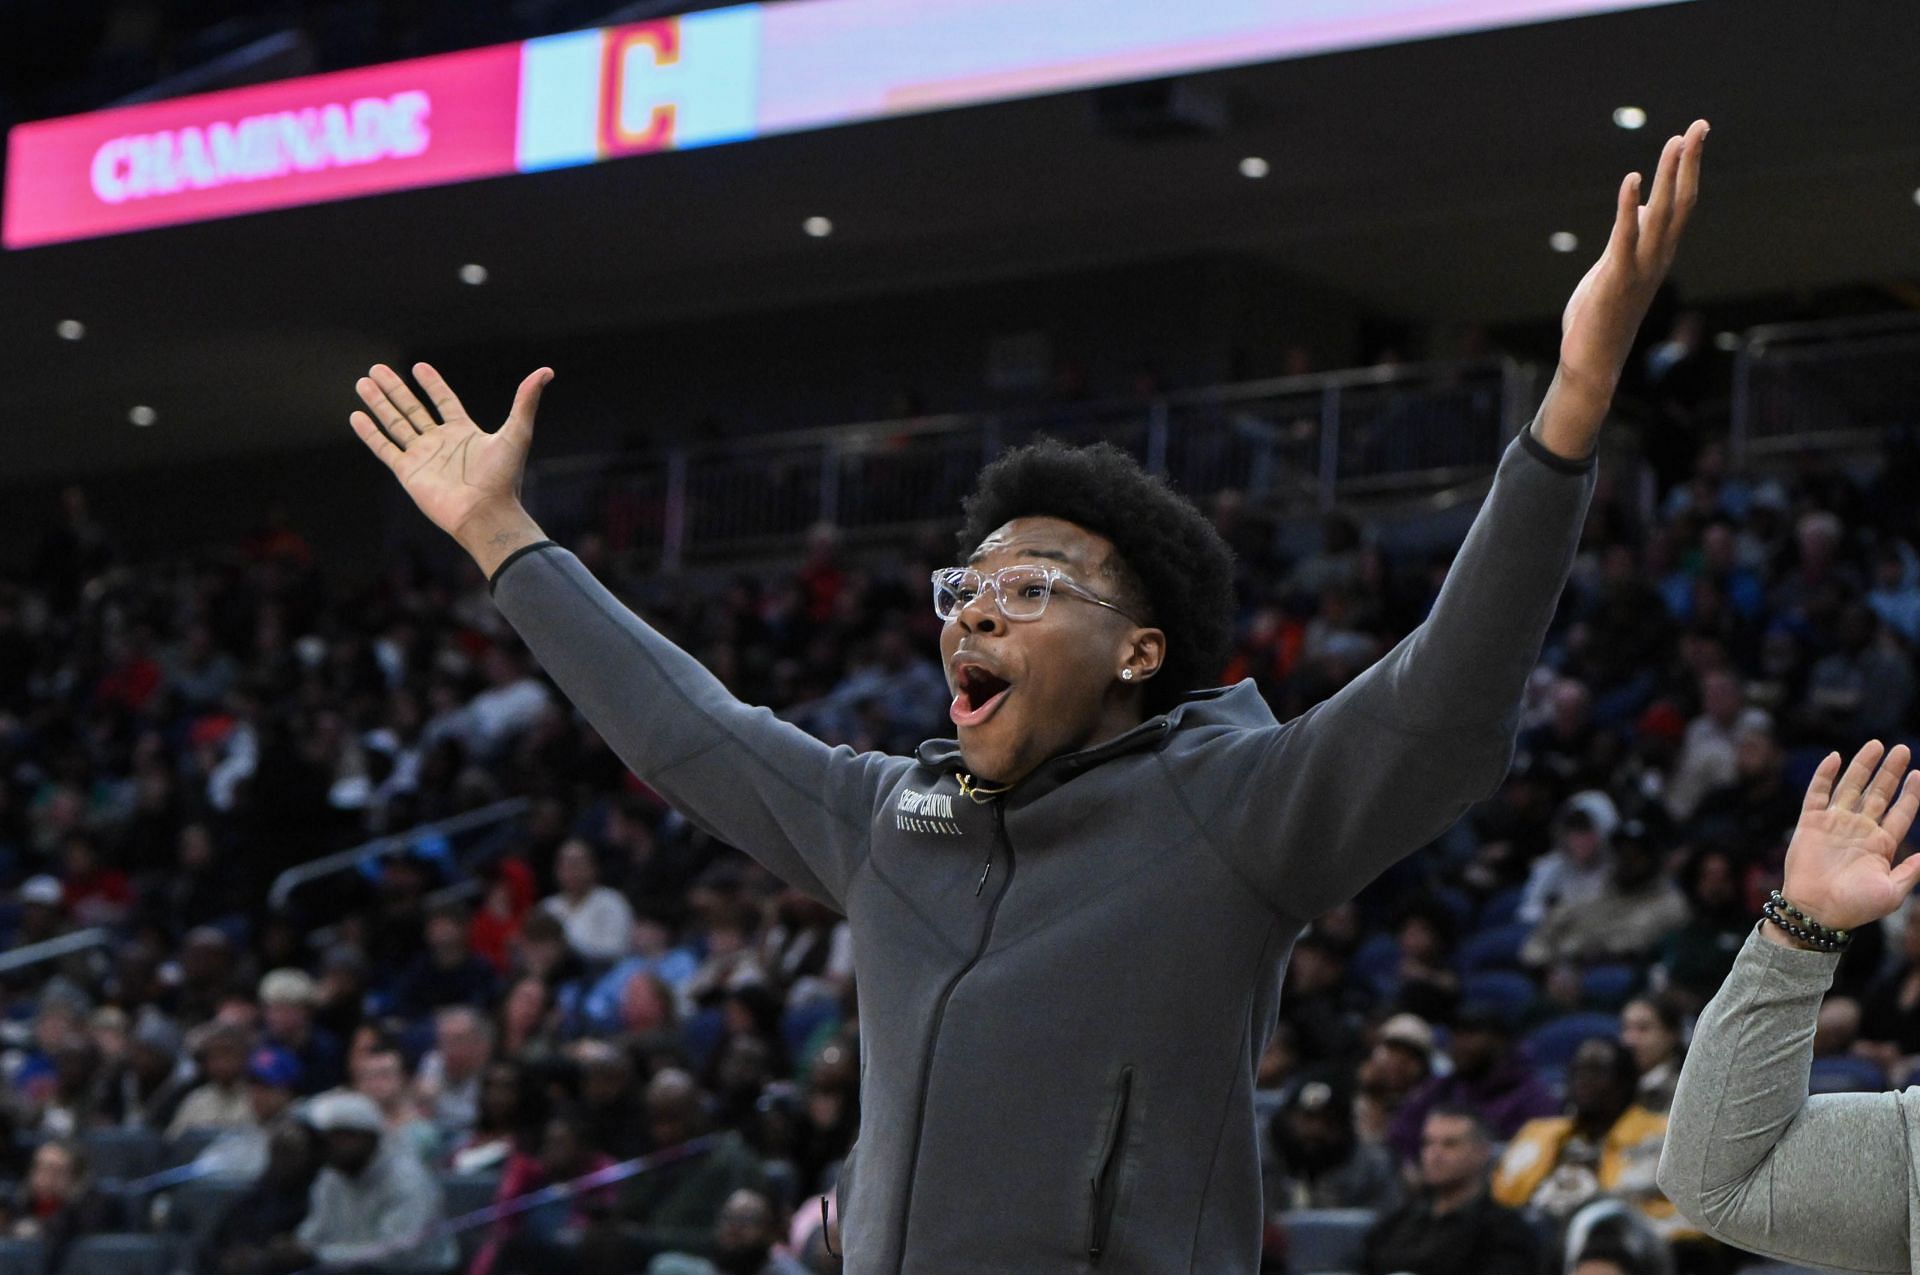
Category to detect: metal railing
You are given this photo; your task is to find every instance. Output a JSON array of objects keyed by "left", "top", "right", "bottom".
[
  {"left": 0, "top": 927, "right": 113, "bottom": 976},
  {"left": 526, "top": 357, "right": 1532, "bottom": 569},
  {"left": 266, "top": 798, "right": 530, "bottom": 912},
  {"left": 1732, "top": 312, "right": 1920, "bottom": 462}
]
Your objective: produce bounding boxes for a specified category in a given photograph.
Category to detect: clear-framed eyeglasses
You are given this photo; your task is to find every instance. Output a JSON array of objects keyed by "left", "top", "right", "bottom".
[{"left": 930, "top": 565, "right": 1141, "bottom": 625}]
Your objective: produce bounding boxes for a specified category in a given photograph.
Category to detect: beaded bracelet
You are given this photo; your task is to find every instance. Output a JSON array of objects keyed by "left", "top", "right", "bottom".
[
  {"left": 1762, "top": 897, "right": 1850, "bottom": 953},
  {"left": 1770, "top": 890, "right": 1854, "bottom": 947}
]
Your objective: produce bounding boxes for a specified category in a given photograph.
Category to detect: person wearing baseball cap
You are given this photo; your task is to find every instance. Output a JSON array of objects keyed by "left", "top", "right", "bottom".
[
  {"left": 267, "top": 1091, "right": 456, "bottom": 1273},
  {"left": 259, "top": 968, "right": 345, "bottom": 1095}
]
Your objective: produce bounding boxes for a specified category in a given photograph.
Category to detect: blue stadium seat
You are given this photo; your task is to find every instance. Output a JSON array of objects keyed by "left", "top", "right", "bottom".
[
  {"left": 1477, "top": 887, "right": 1524, "bottom": 929},
  {"left": 682, "top": 1006, "right": 728, "bottom": 1073},
  {"left": 55, "top": 1235, "right": 173, "bottom": 1275},
  {"left": 1455, "top": 922, "right": 1531, "bottom": 974},
  {"left": 1523, "top": 1012, "right": 1619, "bottom": 1068},
  {"left": 1579, "top": 963, "right": 1642, "bottom": 1011},
  {"left": 1350, "top": 934, "right": 1400, "bottom": 995},
  {"left": 79, "top": 1129, "right": 162, "bottom": 1185},
  {"left": 1460, "top": 970, "right": 1537, "bottom": 1026},
  {"left": 1282, "top": 1207, "right": 1376, "bottom": 1275},
  {"left": 1809, "top": 1056, "right": 1887, "bottom": 1095},
  {"left": 0, "top": 1239, "right": 46, "bottom": 1275},
  {"left": 441, "top": 1170, "right": 503, "bottom": 1222}
]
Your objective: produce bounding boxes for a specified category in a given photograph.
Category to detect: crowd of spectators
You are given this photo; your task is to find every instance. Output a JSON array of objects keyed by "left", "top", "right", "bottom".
[{"left": 2, "top": 371, "right": 1919, "bottom": 1274}]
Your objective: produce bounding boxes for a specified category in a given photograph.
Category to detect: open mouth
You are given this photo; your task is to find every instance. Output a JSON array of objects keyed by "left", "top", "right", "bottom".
[{"left": 951, "top": 662, "right": 1013, "bottom": 728}]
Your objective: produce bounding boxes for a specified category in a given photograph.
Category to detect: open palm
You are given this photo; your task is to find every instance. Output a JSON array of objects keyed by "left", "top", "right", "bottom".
[
  {"left": 349, "top": 362, "right": 551, "bottom": 540},
  {"left": 1559, "top": 118, "right": 1708, "bottom": 400},
  {"left": 1782, "top": 741, "right": 1920, "bottom": 932}
]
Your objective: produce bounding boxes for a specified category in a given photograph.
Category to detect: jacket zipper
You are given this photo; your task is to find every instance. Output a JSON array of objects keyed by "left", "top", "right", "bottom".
[
  {"left": 1087, "top": 1064, "right": 1135, "bottom": 1264},
  {"left": 894, "top": 799, "right": 1016, "bottom": 1266}
]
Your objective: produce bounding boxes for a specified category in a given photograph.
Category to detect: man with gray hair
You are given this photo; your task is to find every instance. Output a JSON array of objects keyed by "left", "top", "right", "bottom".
[{"left": 414, "top": 1005, "right": 493, "bottom": 1144}]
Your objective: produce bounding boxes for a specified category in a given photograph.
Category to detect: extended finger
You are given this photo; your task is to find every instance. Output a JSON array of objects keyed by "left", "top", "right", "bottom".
[
  {"left": 412, "top": 362, "right": 469, "bottom": 425},
  {"left": 355, "top": 375, "right": 418, "bottom": 439},
  {"left": 1864, "top": 743, "right": 1911, "bottom": 821},
  {"left": 1605, "top": 172, "right": 1642, "bottom": 260},
  {"left": 1803, "top": 750, "right": 1842, "bottom": 814},
  {"left": 1667, "top": 119, "right": 1708, "bottom": 241},
  {"left": 1886, "top": 771, "right": 1920, "bottom": 850},
  {"left": 349, "top": 410, "right": 405, "bottom": 464},
  {"left": 368, "top": 364, "right": 438, "bottom": 435},
  {"left": 1835, "top": 740, "right": 1887, "bottom": 811},
  {"left": 1643, "top": 133, "right": 1685, "bottom": 241},
  {"left": 503, "top": 367, "right": 553, "bottom": 444}
]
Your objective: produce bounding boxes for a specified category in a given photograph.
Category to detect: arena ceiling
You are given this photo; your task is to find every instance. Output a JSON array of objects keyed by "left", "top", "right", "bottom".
[{"left": 1, "top": 0, "right": 1917, "bottom": 482}]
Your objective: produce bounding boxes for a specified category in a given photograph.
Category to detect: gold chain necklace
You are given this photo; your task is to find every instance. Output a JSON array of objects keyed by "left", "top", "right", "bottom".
[{"left": 956, "top": 772, "right": 1011, "bottom": 802}]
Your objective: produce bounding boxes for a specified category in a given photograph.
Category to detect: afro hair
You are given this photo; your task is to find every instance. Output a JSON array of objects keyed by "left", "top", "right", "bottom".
[{"left": 956, "top": 438, "right": 1236, "bottom": 714}]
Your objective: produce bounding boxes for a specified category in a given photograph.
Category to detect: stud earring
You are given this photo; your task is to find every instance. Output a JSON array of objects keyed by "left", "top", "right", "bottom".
[{"left": 1121, "top": 668, "right": 1134, "bottom": 681}]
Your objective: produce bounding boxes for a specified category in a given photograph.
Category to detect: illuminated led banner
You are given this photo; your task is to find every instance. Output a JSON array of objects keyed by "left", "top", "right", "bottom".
[{"left": 4, "top": 0, "right": 1685, "bottom": 249}]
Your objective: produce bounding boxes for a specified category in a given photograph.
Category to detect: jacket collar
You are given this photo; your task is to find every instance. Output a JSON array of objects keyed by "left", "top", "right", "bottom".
[{"left": 911, "top": 679, "right": 1275, "bottom": 806}]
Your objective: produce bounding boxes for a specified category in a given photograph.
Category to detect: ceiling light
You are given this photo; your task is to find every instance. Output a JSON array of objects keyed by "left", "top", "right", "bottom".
[
  {"left": 1549, "top": 231, "right": 1579, "bottom": 253},
  {"left": 458, "top": 263, "right": 489, "bottom": 285},
  {"left": 1239, "top": 156, "right": 1270, "bottom": 179},
  {"left": 1714, "top": 330, "right": 1741, "bottom": 352},
  {"left": 128, "top": 405, "right": 157, "bottom": 427},
  {"left": 1612, "top": 106, "right": 1647, "bottom": 130},
  {"left": 803, "top": 216, "right": 834, "bottom": 238},
  {"left": 55, "top": 320, "right": 85, "bottom": 341}
]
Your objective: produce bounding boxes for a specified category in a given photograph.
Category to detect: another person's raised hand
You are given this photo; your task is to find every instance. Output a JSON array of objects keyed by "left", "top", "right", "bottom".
[
  {"left": 1780, "top": 741, "right": 1920, "bottom": 934},
  {"left": 350, "top": 362, "right": 551, "bottom": 542}
]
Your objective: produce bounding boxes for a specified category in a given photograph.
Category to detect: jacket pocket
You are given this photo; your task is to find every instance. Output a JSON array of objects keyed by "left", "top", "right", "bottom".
[{"left": 1086, "top": 1064, "right": 1135, "bottom": 1265}]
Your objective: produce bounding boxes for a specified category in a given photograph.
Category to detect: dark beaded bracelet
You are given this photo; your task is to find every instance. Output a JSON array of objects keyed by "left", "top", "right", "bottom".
[
  {"left": 1762, "top": 898, "right": 1850, "bottom": 953},
  {"left": 1770, "top": 890, "right": 1854, "bottom": 946}
]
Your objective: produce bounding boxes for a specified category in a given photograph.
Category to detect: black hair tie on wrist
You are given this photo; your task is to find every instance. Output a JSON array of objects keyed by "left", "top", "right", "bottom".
[{"left": 1764, "top": 892, "right": 1852, "bottom": 952}]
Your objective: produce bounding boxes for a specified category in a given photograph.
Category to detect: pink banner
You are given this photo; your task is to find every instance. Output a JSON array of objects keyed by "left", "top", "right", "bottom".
[{"left": 3, "top": 44, "right": 522, "bottom": 248}]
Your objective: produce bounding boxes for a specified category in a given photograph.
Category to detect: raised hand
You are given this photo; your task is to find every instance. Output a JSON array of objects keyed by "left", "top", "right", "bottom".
[
  {"left": 1558, "top": 118, "right": 1708, "bottom": 405},
  {"left": 1780, "top": 741, "right": 1920, "bottom": 932},
  {"left": 349, "top": 362, "right": 551, "bottom": 543}
]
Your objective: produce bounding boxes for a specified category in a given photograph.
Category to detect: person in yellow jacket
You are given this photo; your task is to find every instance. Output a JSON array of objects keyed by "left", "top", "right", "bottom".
[{"left": 1492, "top": 1036, "right": 1698, "bottom": 1242}]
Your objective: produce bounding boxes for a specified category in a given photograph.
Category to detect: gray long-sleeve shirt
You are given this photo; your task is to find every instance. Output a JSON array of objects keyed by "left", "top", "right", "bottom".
[
  {"left": 1658, "top": 925, "right": 1920, "bottom": 1274},
  {"left": 487, "top": 423, "right": 1593, "bottom": 1272}
]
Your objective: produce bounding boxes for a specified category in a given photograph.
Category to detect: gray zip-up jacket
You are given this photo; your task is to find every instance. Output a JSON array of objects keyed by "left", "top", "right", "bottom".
[
  {"left": 487, "top": 424, "right": 1593, "bottom": 1272},
  {"left": 1659, "top": 925, "right": 1920, "bottom": 1274}
]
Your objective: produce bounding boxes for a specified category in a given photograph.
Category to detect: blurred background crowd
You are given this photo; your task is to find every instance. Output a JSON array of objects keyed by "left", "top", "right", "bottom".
[{"left": 2, "top": 319, "right": 1919, "bottom": 1275}]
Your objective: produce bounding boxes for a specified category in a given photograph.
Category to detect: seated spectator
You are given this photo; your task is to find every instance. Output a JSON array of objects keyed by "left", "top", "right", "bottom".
[
  {"left": 12, "top": 997, "right": 85, "bottom": 1112},
  {"left": 1386, "top": 897, "right": 1461, "bottom": 1025},
  {"left": 496, "top": 976, "right": 561, "bottom": 1059},
  {"left": 680, "top": 902, "right": 771, "bottom": 1016},
  {"left": 1617, "top": 995, "right": 1685, "bottom": 1114},
  {"left": 195, "top": 1044, "right": 304, "bottom": 1180},
  {"left": 286, "top": 1091, "right": 457, "bottom": 1274},
  {"left": 1354, "top": 1014, "right": 1433, "bottom": 1146},
  {"left": 587, "top": 942, "right": 693, "bottom": 1038},
  {"left": 1856, "top": 900, "right": 1920, "bottom": 1082},
  {"left": 1264, "top": 1077, "right": 1401, "bottom": 1216},
  {"left": 1661, "top": 673, "right": 1751, "bottom": 822},
  {"left": 449, "top": 1059, "right": 547, "bottom": 1175},
  {"left": 1388, "top": 1005, "right": 1558, "bottom": 1163},
  {"left": 354, "top": 1041, "right": 443, "bottom": 1165},
  {"left": 646, "top": 1188, "right": 808, "bottom": 1275},
  {"left": 542, "top": 840, "right": 635, "bottom": 967},
  {"left": 33, "top": 1040, "right": 101, "bottom": 1137},
  {"left": 581, "top": 1069, "right": 767, "bottom": 1271},
  {"left": 169, "top": 1023, "right": 258, "bottom": 1137},
  {"left": 469, "top": 858, "right": 537, "bottom": 973},
  {"left": 259, "top": 968, "right": 346, "bottom": 1095},
  {"left": 394, "top": 903, "right": 500, "bottom": 1021},
  {"left": 1278, "top": 930, "right": 1364, "bottom": 1068},
  {"left": 313, "top": 945, "right": 371, "bottom": 1044},
  {"left": 96, "top": 1007, "right": 194, "bottom": 1131},
  {"left": 1361, "top": 1105, "right": 1541, "bottom": 1275},
  {"left": 574, "top": 1041, "right": 652, "bottom": 1163},
  {"left": 1651, "top": 846, "right": 1748, "bottom": 1014},
  {"left": 758, "top": 893, "right": 853, "bottom": 1011},
  {"left": 1563, "top": 1198, "right": 1677, "bottom": 1275},
  {"left": 1867, "top": 539, "right": 1920, "bottom": 645},
  {"left": 1491, "top": 1037, "right": 1687, "bottom": 1242},
  {"left": 1521, "top": 819, "right": 1689, "bottom": 967},
  {"left": 2, "top": 1140, "right": 118, "bottom": 1268},
  {"left": 60, "top": 831, "right": 132, "bottom": 929},
  {"left": 415, "top": 1005, "right": 494, "bottom": 1148},
  {"left": 1518, "top": 791, "right": 1619, "bottom": 926},
  {"left": 202, "top": 1121, "right": 326, "bottom": 1275},
  {"left": 471, "top": 1110, "right": 617, "bottom": 1275}
]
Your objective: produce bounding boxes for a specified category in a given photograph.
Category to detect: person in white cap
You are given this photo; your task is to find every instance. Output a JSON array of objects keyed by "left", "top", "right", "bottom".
[
  {"left": 263, "top": 1090, "right": 456, "bottom": 1274},
  {"left": 1517, "top": 790, "right": 1620, "bottom": 926}
]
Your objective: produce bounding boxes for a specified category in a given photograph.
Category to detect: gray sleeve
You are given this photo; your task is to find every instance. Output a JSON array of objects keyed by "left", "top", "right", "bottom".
[
  {"left": 1211, "top": 420, "right": 1594, "bottom": 918},
  {"left": 489, "top": 543, "right": 909, "bottom": 910},
  {"left": 1656, "top": 924, "right": 1911, "bottom": 1273}
]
